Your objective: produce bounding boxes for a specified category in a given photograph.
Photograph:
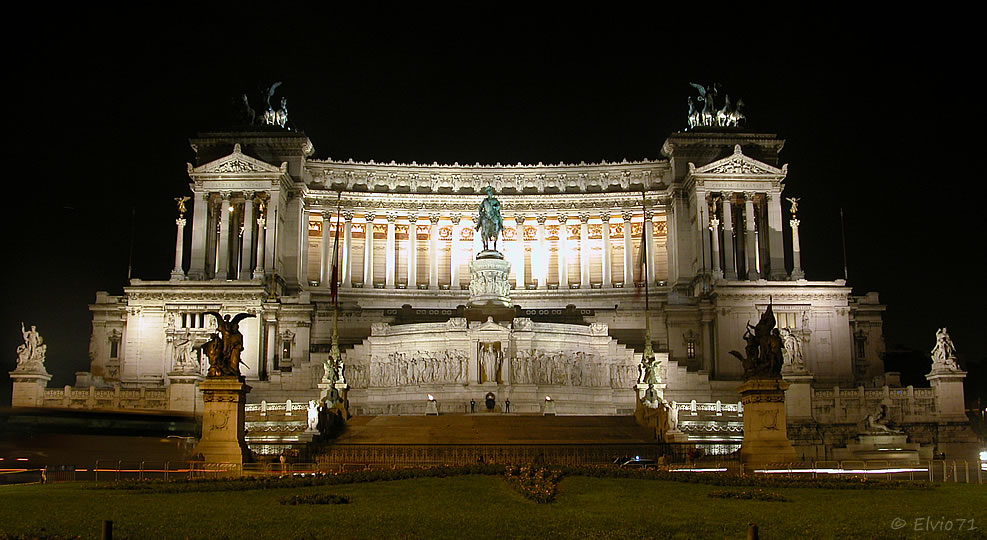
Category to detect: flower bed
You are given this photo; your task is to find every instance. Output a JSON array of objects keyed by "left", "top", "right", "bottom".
[{"left": 504, "top": 466, "right": 563, "bottom": 503}]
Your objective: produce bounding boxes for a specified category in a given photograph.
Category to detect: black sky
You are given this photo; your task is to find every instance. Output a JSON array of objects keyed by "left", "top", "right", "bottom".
[{"left": 3, "top": 19, "right": 983, "bottom": 405}]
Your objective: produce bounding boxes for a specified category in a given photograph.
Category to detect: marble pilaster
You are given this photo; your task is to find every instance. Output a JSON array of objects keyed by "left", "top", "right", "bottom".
[
  {"left": 216, "top": 191, "right": 232, "bottom": 280},
  {"left": 385, "top": 213, "right": 397, "bottom": 288},
  {"left": 342, "top": 211, "right": 354, "bottom": 287},
  {"left": 790, "top": 218, "right": 805, "bottom": 280},
  {"left": 171, "top": 218, "right": 187, "bottom": 280},
  {"left": 600, "top": 211, "right": 611, "bottom": 287},
  {"left": 622, "top": 209, "right": 634, "bottom": 286},
  {"left": 407, "top": 212, "right": 418, "bottom": 289},
  {"left": 558, "top": 213, "right": 568, "bottom": 287},
  {"left": 744, "top": 192, "right": 759, "bottom": 280},
  {"left": 429, "top": 214, "right": 440, "bottom": 289},
  {"left": 721, "top": 193, "right": 737, "bottom": 280},
  {"left": 363, "top": 212, "right": 376, "bottom": 287},
  {"left": 321, "top": 210, "right": 333, "bottom": 287},
  {"left": 451, "top": 214, "right": 462, "bottom": 289},
  {"left": 536, "top": 214, "right": 548, "bottom": 289},
  {"left": 579, "top": 213, "right": 590, "bottom": 288}
]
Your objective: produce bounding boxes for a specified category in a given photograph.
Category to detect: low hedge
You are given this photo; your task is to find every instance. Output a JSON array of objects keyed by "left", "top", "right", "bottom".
[
  {"left": 279, "top": 493, "right": 350, "bottom": 505},
  {"left": 89, "top": 463, "right": 932, "bottom": 494},
  {"left": 708, "top": 488, "right": 789, "bottom": 502}
]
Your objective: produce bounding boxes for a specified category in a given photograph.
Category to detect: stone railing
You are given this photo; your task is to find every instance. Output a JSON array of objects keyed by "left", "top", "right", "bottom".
[
  {"left": 245, "top": 400, "right": 311, "bottom": 420},
  {"left": 675, "top": 400, "right": 743, "bottom": 416},
  {"left": 810, "top": 385, "right": 938, "bottom": 424},
  {"left": 40, "top": 385, "right": 170, "bottom": 410}
]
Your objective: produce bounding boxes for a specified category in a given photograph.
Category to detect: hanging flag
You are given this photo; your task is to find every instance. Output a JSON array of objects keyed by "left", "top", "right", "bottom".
[{"left": 330, "top": 192, "right": 342, "bottom": 307}]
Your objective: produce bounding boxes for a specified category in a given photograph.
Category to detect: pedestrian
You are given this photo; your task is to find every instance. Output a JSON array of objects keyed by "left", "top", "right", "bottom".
[
  {"left": 470, "top": 399, "right": 476, "bottom": 413},
  {"left": 505, "top": 399, "right": 511, "bottom": 413}
]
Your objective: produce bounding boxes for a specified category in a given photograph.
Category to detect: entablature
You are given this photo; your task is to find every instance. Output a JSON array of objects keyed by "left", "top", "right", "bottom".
[
  {"left": 305, "top": 158, "right": 671, "bottom": 194},
  {"left": 297, "top": 190, "right": 670, "bottom": 216}
]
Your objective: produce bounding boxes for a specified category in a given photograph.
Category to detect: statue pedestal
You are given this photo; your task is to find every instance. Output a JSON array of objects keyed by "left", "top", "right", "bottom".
[
  {"left": 836, "top": 433, "right": 924, "bottom": 463},
  {"left": 466, "top": 255, "right": 513, "bottom": 321},
  {"left": 926, "top": 369, "right": 967, "bottom": 421},
  {"left": 167, "top": 372, "right": 204, "bottom": 413},
  {"left": 781, "top": 372, "right": 814, "bottom": 422},
  {"left": 425, "top": 399, "right": 439, "bottom": 415},
  {"left": 9, "top": 370, "right": 51, "bottom": 407},
  {"left": 738, "top": 378, "right": 797, "bottom": 468},
  {"left": 195, "top": 377, "right": 251, "bottom": 468},
  {"left": 543, "top": 399, "right": 557, "bottom": 416}
]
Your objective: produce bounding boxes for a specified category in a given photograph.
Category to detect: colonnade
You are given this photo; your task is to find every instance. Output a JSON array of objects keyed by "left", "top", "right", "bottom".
[
  {"left": 183, "top": 191, "right": 271, "bottom": 281},
  {"left": 704, "top": 191, "right": 788, "bottom": 281},
  {"left": 310, "top": 209, "right": 668, "bottom": 290}
]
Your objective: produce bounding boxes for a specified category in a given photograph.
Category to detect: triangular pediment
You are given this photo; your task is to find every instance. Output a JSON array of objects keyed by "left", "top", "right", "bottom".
[
  {"left": 690, "top": 145, "right": 787, "bottom": 177},
  {"left": 189, "top": 143, "right": 284, "bottom": 175},
  {"left": 471, "top": 317, "right": 510, "bottom": 334}
]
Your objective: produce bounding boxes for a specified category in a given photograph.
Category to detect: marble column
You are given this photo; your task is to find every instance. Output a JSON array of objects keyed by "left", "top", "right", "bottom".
[
  {"left": 385, "top": 213, "right": 397, "bottom": 288},
  {"left": 558, "top": 213, "right": 568, "bottom": 288},
  {"left": 239, "top": 196, "right": 255, "bottom": 280},
  {"left": 189, "top": 192, "right": 210, "bottom": 280},
  {"left": 709, "top": 217, "right": 723, "bottom": 280},
  {"left": 407, "top": 212, "right": 418, "bottom": 289},
  {"left": 450, "top": 214, "right": 462, "bottom": 289},
  {"left": 514, "top": 215, "right": 526, "bottom": 289},
  {"left": 790, "top": 218, "right": 805, "bottom": 280},
  {"left": 579, "top": 213, "right": 590, "bottom": 288},
  {"left": 697, "top": 194, "right": 711, "bottom": 277},
  {"left": 600, "top": 211, "right": 612, "bottom": 287},
  {"left": 253, "top": 215, "right": 266, "bottom": 279},
  {"left": 216, "top": 191, "right": 232, "bottom": 280},
  {"left": 299, "top": 209, "right": 311, "bottom": 286},
  {"left": 536, "top": 214, "right": 548, "bottom": 289},
  {"left": 644, "top": 209, "right": 656, "bottom": 285},
  {"left": 744, "top": 192, "right": 759, "bottom": 280},
  {"left": 721, "top": 193, "right": 737, "bottom": 280},
  {"left": 321, "top": 210, "right": 333, "bottom": 287},
  {"left": 171, "top": 217, "right": 187, "bottom": 280},
  {"left": 363, "top": 212, "right": 375, "bottom": 288},
  {"left": 622, "top": 209, "right": 634, "bottom": 286},
  {"left": 342, "top": 211, "right": 354, "bottom": 287},
  {"left": 429, "top": 214, "right": 440, "bottom": 289},
  {"left": 767, "top": 193, "right": 787, "bottom": 280}
]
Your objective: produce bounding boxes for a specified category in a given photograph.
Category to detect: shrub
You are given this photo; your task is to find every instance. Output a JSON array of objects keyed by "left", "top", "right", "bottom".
[
  {"left": 279, "top": 493, "right": 350, "bottom": 505},
  {"left": 708, "top": 489, "right": 789, "bottom": 502},
  {"left": 504, "top": 465, "right": 563, "bottom": 503}
]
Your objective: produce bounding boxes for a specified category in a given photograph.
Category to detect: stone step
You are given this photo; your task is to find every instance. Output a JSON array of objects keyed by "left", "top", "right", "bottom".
[{"left": 331, "top": 415, "right": 655, "bottom": 445}]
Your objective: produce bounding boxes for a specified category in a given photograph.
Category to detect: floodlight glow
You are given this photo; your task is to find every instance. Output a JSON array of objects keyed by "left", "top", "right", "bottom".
[
  {"left": 979, "top": 450, "right": 987, "bottom": 462},
  {"left": 427, "top": 394, "right": 435, "bottom": 401},
  {"left": 671, "top": 468, "right": 728, "bottom": 472},
  {"left": 545, "top": 396, "right": 552, "bottom": 401}
]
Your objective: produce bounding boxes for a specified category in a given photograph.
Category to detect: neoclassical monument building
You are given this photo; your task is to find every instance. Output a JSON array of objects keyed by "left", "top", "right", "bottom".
[{"left": 10, "top": 107, "right": 975, "bottom": 460}]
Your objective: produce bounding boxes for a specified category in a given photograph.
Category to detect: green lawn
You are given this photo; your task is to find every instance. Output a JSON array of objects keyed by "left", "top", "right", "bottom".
[{"left": 1, "top": 476, "right": 984, "bottom": 539}]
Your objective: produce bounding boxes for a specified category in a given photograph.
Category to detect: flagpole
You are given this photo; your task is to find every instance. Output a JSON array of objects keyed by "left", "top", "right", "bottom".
[
  {"left": 329, "top": 191, "right": 342, "bottom": 383},
  {"left": 642, "top": 190, "right": 652, "bottom": 362}
]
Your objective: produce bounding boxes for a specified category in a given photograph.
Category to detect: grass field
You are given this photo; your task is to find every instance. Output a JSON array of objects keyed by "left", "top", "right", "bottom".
[{"left": 0, "top": 475, "right": 984, "bottom": 539}]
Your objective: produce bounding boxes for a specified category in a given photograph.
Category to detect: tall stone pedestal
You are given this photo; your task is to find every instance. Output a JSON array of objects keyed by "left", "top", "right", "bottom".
[
  {"left": 466, "top": 252, "right": 513, "bottom": 321},
  {"left": 926, "top": 369, "right": 967, "bottom": 422},
  {"left": 9, "top": 371, "right": 51, "bottom": 407},
  {"left": 738, "top": 378, "right": 797, "bottom": 468},
  {"left": 195, "top": 377, "right": 251, "bottom": 467}
]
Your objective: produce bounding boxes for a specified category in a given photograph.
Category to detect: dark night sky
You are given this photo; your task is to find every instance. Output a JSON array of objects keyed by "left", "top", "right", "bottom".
[{"left": 3, "top": 18, "right": 983, "bottom": 405}]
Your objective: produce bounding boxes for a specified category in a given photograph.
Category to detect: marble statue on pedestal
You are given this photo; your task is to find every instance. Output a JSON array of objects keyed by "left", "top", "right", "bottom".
[
  {"left": 863, "top": 404, "right": 903, "bottom": 434},
  {"left": 307, "top": 400, "right": 320, "bottom": 431},
  {"left": 779, "top": 327, "right": 807, "bottom": 373},
  {"left": 930, "top": 327, "right": 961, "bottom": 371},
  {"left": 15, "top": 323, "right": 48, "bottom": 373}
]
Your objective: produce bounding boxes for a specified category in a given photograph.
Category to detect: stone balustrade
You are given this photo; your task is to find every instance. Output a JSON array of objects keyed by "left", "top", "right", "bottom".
[
  {"left": 807, "top": 385, "right": 939, "bottom": 424},
  {"left": 41, "top": 385, "right": 170, "bottom": 410}
]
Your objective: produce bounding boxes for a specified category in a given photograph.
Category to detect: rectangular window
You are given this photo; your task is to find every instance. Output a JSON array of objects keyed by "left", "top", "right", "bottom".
[
  {"left": 110, "top": 341, "right": 119, "bottom": 359},
  {"left": 686, "top": 340, "right": 696, "bottom": 359}
]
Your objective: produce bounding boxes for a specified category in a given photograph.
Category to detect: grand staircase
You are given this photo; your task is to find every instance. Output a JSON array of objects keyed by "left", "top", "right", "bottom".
[{"left": 314, "top": 414, "right": 663, "bottom": 466}]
